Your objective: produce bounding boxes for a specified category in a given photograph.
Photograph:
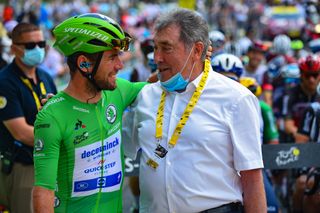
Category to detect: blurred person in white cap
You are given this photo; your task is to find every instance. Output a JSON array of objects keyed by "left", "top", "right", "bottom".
[
  {"left": 4, "top": 20, "right": 18, "bottom": 39},
  {"left": 209, "top": 30, "right": 226, "bottom": 58}
]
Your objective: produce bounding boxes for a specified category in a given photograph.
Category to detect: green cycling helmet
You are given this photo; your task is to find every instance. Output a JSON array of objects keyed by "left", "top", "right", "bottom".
[
  {"left": 53, "top": 13, "right": 131, "bottom": 56},
  {"left": 291, "top": 39, "right": 304, "bottom": 50}
]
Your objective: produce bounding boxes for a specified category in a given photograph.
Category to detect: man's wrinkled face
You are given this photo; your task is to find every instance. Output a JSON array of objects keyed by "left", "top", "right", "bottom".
[{"left": 153, "top": 24, "right": 194, "bottom": 82}]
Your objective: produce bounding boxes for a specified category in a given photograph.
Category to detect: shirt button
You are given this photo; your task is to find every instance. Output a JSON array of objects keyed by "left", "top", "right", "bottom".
[
  {"left": 167, "top": 186, "right": 171, "bottom": 192},
  {"left": 167, "top": 161, "right": 171, "bottom": 166}
]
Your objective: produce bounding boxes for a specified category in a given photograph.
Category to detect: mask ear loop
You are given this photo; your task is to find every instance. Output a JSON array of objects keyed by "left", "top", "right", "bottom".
[
  {"left": 178, "top": 45, "right": 194, "bottom": 76},
  {"left": 186, "top": 62, "right": 196, "bottom": 81}
]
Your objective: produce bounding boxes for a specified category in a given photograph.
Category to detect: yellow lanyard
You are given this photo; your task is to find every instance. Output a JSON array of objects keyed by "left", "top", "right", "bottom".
[
  {"left": 155, "top": 59, "right": 210, "bottom": 148},
  {"left": 20, "top": 77, "right": 47, "bottom": 111}
]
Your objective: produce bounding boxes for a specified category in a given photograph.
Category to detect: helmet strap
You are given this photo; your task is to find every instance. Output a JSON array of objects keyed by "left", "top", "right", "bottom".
[{"left": 78, "top": 52, "right": 104, "bottom": 91}]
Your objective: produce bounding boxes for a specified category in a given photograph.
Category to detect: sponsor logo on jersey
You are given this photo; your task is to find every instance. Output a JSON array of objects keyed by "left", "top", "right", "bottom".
[
  {"left": 106, "top": 104, "right": 117, "bottom": 124},
  {"left": 84, "top": 161, "right": 116, "bottom": 174},
  {"left": 76, "top": 182, "right": 89, "bottom": 190},
  {"left": 35, "top": 123, "right": 50, "bottom": 129},
  {"left": 74, "top": 119, "right": 86, "bottom": 130},
  {"left": 81, "top": 137, "right": 119, "bottom": 159},
  {"left": 73, "top": 106, "right": 90, "bottom": 113},
  {"left": 0, "top": 96, "right": 7, "bottom": 109},
  {"left": 73, "top": 131, "right": 89, "bottom": 145},
  {"left": 34, "top": 139, "right": 44, "bottom": 152},
  {"left": 107, "top": 122, "right": 120, "bottom": 135},
  {"left": 72, "top": 131, "right": 122, "bottom": 197},
  {"left": 73, "top": 171, "right": 122, "bottom": 193},
  {"left": 43, "top": 97, "right": 65, "bottom": 110},
  {"left": 54, "top": 196, "right": 60, "bottom": 208}
]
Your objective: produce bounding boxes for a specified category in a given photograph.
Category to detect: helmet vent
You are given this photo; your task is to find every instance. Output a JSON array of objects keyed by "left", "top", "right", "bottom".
[
  {"left": 109, "top": 23, "right": 123, "bottom": 34},
  {"left": 87, "top": 39, "right": 106, "bottom": 47},
  {"left": 99, "top": 27, "right": 120, "bottom": 39},
  {"left": 68, "top": 37, "right": 77, "bottom": 43},
  {"left": 83, "top": 22, "right": 102, "bottom": 27}
]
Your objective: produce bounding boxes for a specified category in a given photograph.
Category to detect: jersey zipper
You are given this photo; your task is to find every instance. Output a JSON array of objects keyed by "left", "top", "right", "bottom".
[{"left": 93, "top": 103, "right": 105, "bottom": 213}]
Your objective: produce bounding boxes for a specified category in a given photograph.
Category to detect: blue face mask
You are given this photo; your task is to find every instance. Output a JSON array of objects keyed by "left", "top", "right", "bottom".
[
  {"left": 159, "top": 46, "right": 195, "bottom": 92},
  {"left": 158, "top": 71, "right": 191, "bottom": 92},
  {"left": 22, "top": 47, "right": 45, "bottom": 67}
]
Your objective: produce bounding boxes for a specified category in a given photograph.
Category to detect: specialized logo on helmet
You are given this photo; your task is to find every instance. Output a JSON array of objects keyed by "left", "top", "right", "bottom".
[
  {"left": 63, "top": 28, "right": 109, "bottom": 42},
  {"left": 106, "top": 104, "right": 117, "bottom": 124}
]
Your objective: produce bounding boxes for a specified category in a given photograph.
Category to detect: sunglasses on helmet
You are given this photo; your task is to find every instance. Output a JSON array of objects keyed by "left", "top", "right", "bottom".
[
  {"left": 110, "top": 37, "right": 132, "bottom": 51},
  {"left": 303, "top": 72, "right": 320, "bottom": 79},
  {"left": 15, "top": 41, "right": 46, "bottom": 50}
]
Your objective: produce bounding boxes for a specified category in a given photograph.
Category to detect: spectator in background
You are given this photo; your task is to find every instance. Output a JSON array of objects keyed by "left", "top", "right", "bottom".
[
  {"left": 0, "top": 38, "right": 8, "bottom": 69},
  {"left": 0, "top": 35, "right": 14, "bottom": 66},
  {"left": 238, "top": 27, "right": 257, "bottom": 56},
  {"left": 295, "top": 85, "right": 320, "bottom": 213},
  {"left": 243, "top": 41, "right": 268, "bottom": 86},
  {"left": 2, "top": 5, "right": 14, "bottom": 23},
  {"left": 17, "top": 1, "right": 41, "bottom": 26},
  {"left": 4, "top": 20, "right": 18, "bottom": 39},
  {"left": 40, "top": 29, "right": 68, "bottom": 79},
  {"left": 212, "top": 53, "right": 243, "bottom": 81},
  {"left": 0, "top": 23, "right": 57, "bottom": 213},
  {"left": 282, "top": 55, "right": 320, "bottom": 143},
  {"left": 266, "top": 34, "right": 295, "bottom": 64},
  {"left": 240, "top": 77, "right": 280, "bottom": 213},
  {"left": 130, "top": 38, "right": 154, "bottom": 82},
  {"left": 209, "top": 30, "right": 226, "bottom": 58},
  {"left": 262, "top": 34, "right": 296, "bottom": 109}
]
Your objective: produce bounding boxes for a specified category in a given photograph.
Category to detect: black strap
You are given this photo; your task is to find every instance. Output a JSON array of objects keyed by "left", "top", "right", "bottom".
[
  {"left": 78, "top": 52, "right": 104, "bottom": 91},
  {"left": 200, "top": 202, "right": 243, "bottom": 213}
]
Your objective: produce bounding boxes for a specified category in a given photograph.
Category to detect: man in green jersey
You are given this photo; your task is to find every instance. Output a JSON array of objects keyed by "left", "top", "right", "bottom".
[
  {"left": 32, "top": 13, "right": 145, "bottom": 213},
  {"left": 239, "top": 77, "right": 279, "bottom": 145}
]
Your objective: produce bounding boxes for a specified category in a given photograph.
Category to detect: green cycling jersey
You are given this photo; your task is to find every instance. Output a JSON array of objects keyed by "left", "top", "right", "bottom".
[
  {"left": 260, "top": 100, "right": 279, "bottom": 144},
  {"left": 34, "top": 78, "right": 146, "bottom": 213}
]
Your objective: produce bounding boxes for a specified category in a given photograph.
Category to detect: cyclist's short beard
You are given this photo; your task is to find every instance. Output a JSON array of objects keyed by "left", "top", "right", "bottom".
[{"left": 85, "top": 78, "right": 116, "bottom": 93}]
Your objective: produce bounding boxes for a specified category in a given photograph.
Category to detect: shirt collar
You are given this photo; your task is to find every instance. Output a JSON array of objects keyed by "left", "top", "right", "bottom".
[
  {"left": 185, "top": 64, "right": 212, "bottom": 92},
  {"left": 12, "top": 58, "right": 39, "bottom": 81}
]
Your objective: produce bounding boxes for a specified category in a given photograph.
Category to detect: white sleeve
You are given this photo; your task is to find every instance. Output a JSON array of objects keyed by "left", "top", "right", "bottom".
[
  {"left": 122, "top": 99, "right": 140, "bottom": 160},
  {"left": 228, "top": 94, "right": 264, "bottom": 171}
]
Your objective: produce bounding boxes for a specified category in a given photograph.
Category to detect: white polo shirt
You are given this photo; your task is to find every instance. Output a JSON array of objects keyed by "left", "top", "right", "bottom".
[{"left": 123, "top": 67, "right": 264, "bottom": 213}]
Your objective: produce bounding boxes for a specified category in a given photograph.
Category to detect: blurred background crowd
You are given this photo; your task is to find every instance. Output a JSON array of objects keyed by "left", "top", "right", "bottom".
[{"left": 1, "top": 0, "right": 320, "bottom": 212}]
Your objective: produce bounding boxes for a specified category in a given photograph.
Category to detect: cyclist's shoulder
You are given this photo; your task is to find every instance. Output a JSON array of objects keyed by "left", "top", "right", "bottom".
[{"left": 41, "top": 92, "right": 69, "bottom": 112}]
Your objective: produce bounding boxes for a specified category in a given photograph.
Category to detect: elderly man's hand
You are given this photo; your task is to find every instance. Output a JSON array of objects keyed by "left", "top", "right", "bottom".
[
  {"left": 206, "top": 44, "right": 212, "bottom": 60},
  {"left": 40, "top": 93, "right": 55, "bottom": 110}
]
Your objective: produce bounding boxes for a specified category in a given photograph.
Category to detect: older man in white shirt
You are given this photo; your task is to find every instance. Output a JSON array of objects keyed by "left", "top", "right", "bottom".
[{"left": 123, "top": 8, "right": 266, "bottom": 213}]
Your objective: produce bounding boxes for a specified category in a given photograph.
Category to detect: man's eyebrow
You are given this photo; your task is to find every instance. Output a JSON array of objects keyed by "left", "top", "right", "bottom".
[
  {"left": 108, "top": 52, "right": 120, "bottom": 58},
  {"left": 157, "top": 41, "right": 173, "bottom": 46}
]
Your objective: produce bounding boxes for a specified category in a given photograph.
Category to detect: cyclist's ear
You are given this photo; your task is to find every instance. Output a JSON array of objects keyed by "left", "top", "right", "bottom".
[{"left": 77, "top": 55, "right": 92, "bottom": 73}]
